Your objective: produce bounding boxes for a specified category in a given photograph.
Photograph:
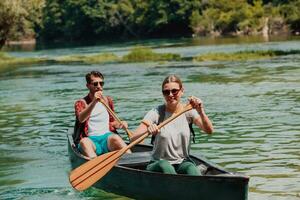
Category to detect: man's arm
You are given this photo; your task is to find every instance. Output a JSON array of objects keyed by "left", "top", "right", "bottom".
[
  {"left": 76, "top": 100, "right": 97, "bottom": 123},
  {"left": 75, "top": 92, "right": 102, "bottom": 123}
]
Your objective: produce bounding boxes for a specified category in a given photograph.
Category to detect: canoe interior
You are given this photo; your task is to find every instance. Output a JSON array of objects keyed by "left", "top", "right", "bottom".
[
  {"left": 68, "top": 133, "right": 226, "bottom": 176},
  {"left": 118, "top": 146, "right": 227, "bottom": 176},
  {"left": 67, "top": 131, "right": 249, "bottom": 200}
]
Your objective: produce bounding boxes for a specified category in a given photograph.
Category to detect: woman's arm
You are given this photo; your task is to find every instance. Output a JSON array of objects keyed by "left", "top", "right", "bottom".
[
  {"left": 193, "top": 107, "right": 214, "bottom": 134},
  {"left": 130, "top": 120, "right": 159, "bottom": 142},
  {"left": 188, "top": 96, "right": 214, "bottom": 134}
]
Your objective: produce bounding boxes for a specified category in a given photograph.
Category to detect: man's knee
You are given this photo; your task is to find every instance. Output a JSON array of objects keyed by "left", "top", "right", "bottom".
[
  {"left": 109, "top": 134, "right": 123, "bottom": 144},
  {"left": 79, "top": 137, "right": 97, "bottom": 158},
  {"left": 108, "top": 134, "right": 126, "bottom": 150},
  {"left": 79, "top": 137, "right": 89, "bottom": 146},
  {"left": 80, "top": 137, "right": 94, "bottom": 149}
]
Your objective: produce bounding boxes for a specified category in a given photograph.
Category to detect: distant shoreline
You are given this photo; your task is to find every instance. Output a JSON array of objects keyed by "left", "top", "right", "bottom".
[
  {"left": 5, "top": 31, "right": 300, "bottom": 46},
  {"left": 6, "top": 39, "right": 36, "bottom": 45}
]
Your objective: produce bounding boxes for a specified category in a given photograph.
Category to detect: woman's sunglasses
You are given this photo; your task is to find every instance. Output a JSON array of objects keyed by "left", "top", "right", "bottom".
[
  {"left": 92, "top": 81, "right": 104, "bottom": 87},
  {"left": 162, "top": 88, "right": 180, "bottom": 96}
]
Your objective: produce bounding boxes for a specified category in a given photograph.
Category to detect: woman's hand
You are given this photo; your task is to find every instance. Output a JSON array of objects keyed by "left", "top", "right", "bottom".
[
  {"left": 188, "top": 96, "right": 203, "bottom": 110},
  {"left": 147, "top": 123, "right": 159, "bottom": 135}
]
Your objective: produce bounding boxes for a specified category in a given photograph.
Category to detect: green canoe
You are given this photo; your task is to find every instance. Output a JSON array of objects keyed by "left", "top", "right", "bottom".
[{"left": 67, "top": 133, "right": 249, "bottom": 200}]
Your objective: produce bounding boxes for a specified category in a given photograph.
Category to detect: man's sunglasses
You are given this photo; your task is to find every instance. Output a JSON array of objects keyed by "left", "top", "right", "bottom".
[
  {"left": 92, "top": 81, "right": 104, "bottom": 87},
  {"left": 162, "top": 88, "right": 181, "bottom": 96}
]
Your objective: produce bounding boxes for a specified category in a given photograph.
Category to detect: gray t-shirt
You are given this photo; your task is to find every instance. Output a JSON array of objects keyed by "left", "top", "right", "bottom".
[{"left": 143, "top": 105, "right": 200, "bottom": 164}]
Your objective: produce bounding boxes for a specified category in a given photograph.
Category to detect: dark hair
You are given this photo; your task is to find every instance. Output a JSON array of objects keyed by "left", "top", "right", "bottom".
[
  {"left": 162, "top": 75, "right": 183, "bottom": 90},
  {"left": 85, "top": 71, "right": 104, "bottom": 83}
]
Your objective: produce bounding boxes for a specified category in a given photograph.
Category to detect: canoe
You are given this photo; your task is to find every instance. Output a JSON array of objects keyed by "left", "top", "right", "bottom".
[{"left": 67, "top": 131, "right": 249, "bottom": 200}]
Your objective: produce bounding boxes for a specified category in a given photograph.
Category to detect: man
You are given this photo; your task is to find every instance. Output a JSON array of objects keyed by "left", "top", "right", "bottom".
[{"left": 73, "top": 71, "right": 128, "bottom": 159}]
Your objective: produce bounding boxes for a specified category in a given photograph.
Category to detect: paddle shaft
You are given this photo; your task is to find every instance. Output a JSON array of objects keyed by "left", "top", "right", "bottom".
[
  {"left": 70, "top": 103, "right": 193, "bottom": 191},
  {"left": 99, "top": 98, "right": 133, "bottom": 138}
]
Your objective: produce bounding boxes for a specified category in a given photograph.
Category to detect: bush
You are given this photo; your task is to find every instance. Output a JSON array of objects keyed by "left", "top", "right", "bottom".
[
  {"left": 56, "top": 53, "right": 119, "bottom": 64},
  {"left": 122, "top": 46, "right": 181, "bottom": 62}
]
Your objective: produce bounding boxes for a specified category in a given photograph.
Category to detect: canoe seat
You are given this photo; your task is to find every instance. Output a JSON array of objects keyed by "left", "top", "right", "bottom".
[{"left": 118, "top": 151, "right": 152, "bottom": 166}]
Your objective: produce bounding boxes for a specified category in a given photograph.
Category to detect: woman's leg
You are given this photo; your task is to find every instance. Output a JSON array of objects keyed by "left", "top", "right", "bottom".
[
  {"left": 176, "top": 160, "right": 201, "bottom": 176},
  {"left": 146, "top": 160, "right": 176, "bottom": 174}
]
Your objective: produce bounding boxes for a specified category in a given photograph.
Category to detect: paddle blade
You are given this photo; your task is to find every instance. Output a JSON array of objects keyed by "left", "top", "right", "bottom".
[{"left": 69, "top": 149, "right": 124, "bottom": 191}]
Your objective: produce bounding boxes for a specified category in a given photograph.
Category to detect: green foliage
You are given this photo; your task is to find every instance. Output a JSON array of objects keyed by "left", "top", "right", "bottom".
[
  {"left": 279, "top": 0, "right": 300, "bottom": 33},
  {"left": 0, "top": 52, "right": 11, "bottom": 60},
  {"left": 122, "top": 46, "right": 181, "bottom": 62},
  {"left": 0, "top": 0, "right": 44, "bottom": 48},
  {"left": 1, "top": 0, "right": 299, "bottom": 45},
  {"left": 194, "top": 50, "right": 300, "bottom": 61},
  {"left": 39, "top": 0, "right": 64, "bottom": 40},
  {"left": 131, "top": 0, "right": 202, "bottom": 36},
  {"left": 40, "top": 0, "right": 137, "bottom": 40},
  {"left": 56, "top": 53, "right": 119, "bottom": 64},
  {"left": 190, "top": 10, "right": 206, "bottom": 35},
  {"left": 0, "top": 52, "right": 46, "bottom": 72},
  {"left": 54, "top": 47, "right": 181, "bottom": 63},
  {"left": 23, "top": 0, "right": 45, "bottom": 33},
  {"left": 190, "top": 0, "right": 267, "bottom": 35},
  {"left": 38, "top": 0, "right": 203, "bottom": 41},
  {"left": 1, "top": 49, "right": 299, "bottom": 72},
  {"left": 0, "top": 47, "right": 182, "bottom": 68},
  {"left": 0, "top": 0, "right": 25, "bottom": 47}
]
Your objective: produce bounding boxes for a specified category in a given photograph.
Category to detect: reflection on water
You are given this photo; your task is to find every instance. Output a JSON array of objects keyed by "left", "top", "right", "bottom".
[{"left": 0, "top": 37, "right": 299, "bottom": 200}]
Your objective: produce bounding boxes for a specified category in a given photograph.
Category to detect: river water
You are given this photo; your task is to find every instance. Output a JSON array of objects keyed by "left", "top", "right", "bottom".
[{"left": 0, "top": 37, "right": 299, "bottom": 200}]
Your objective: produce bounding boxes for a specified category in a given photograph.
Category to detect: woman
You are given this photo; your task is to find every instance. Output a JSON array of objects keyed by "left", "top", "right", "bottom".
[{"left": 131, "top": 75, "right": 214, "bottom": 175}]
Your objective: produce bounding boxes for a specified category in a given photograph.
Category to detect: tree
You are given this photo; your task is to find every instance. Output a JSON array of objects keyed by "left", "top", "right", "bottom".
[
  {"left": 280, "top": 0, "right": 300, "bottom": 33},
  {"left": 0, "top": 0, "right": 25, "bottom": 48},
  {"left": 0, "top": 0, "right": 44, "bottom": 48}
]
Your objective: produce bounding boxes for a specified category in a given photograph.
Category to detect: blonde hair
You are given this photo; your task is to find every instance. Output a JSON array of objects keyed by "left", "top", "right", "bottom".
[{"left": 161, "top": 75, "right": 183, "bottom": 90}]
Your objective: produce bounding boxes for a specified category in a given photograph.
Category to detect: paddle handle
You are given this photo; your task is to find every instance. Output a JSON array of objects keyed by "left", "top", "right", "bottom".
[
  {"left": 127, "top": 103, "right": 193, "bottom": 149},
  {"left": 99, "top": 99, "right": 133, "bottom": 138}
]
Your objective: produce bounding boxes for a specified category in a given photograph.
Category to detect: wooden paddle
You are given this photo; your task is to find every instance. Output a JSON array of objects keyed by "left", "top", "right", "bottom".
[
  {"left": 99, "top": 98, "right": 133, "bottom": 138},
  {"left": 69, "top": 103, "right": 193, "bottom": 191}
]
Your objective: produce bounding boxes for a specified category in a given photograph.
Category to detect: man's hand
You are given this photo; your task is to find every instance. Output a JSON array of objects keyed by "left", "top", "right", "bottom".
[
  {"left": 112, "top": 121, "right": 128, "bottom": 129},
  {"left": 117, "top": 121, "right": 128, "bottom": 129},
  {"left": 93, "top": 91, "right": 103, "bottom": 102}
]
